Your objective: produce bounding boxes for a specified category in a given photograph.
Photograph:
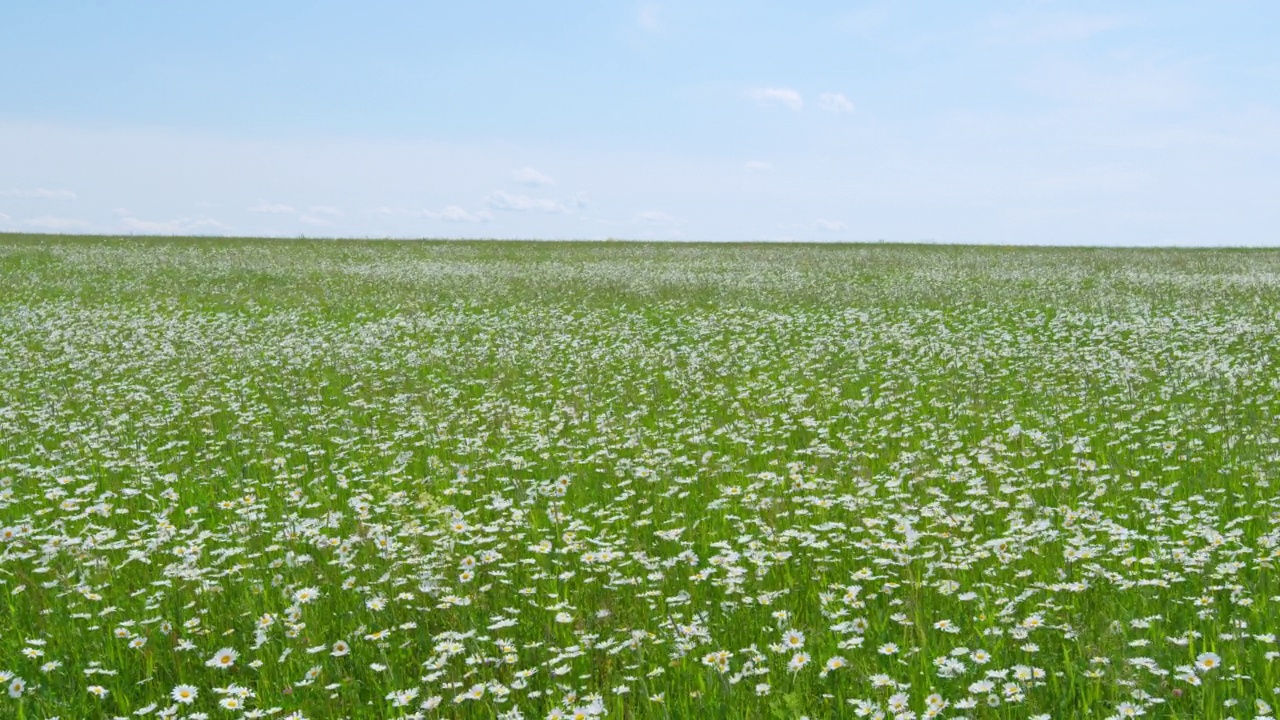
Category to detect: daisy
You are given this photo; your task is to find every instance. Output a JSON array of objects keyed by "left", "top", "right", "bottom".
[
  {"left": 1115, "top": 701, "right": 1144, "bottom": 717},
  {"left": 206, "top": 647, "right": 238, "bottom": 669},
  {"left": 171, "top": 684, "right": 198, "bottom": 704},
  {"left": 1194, "top": 651, "right": 1221, "bottom": 673},
  {"left": 820, "top": 655, "right": 847, "bottom": 677},
  {"left": 386, "top": 687, "right": 420, "bottom": 706},
  {"left": 782, "top": 629, "right": 806, "bottom": 649}
]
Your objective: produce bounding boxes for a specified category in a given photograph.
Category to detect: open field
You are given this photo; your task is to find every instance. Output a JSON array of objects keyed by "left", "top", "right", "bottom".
[{"left": 2, "top": 235, "right": 1279, "bottom": 719}]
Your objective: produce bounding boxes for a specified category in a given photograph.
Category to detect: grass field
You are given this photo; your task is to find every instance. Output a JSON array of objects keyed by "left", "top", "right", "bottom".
[{"left": 1, "top": 234, "right": 1279, "bottom": 719}]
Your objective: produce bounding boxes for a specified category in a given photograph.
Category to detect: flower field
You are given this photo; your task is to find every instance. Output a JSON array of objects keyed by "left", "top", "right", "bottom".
[{"left": 1, "top": 236, "right": 1279, "bottom": 719}]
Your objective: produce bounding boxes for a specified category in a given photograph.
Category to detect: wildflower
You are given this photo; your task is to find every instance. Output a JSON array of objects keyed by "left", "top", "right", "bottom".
[
  {"left": 88, "top": 685, "right": 109, "bottom": 698},
  {"left": 782, "top": 629, "right": 806, "bottom": 649},
  {"left": 787, "top": 652, "right": 810, "bottom": 672},
  {"left": 206, "top": 648, "right": 238, "bottom": 669},
  {"left": 387, "top": 687, "right": 420, "bottom": 706},
  {"left": 1195, "top": 652, "right": 1221, "bottom": 673},
  {"left": 171, "top": 684, "right": 198, "bottom": 704}
]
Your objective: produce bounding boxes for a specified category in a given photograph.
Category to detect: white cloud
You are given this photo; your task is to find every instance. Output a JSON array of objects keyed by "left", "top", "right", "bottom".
[
  {"left": 817, "top": 92, "right": 855, "bottom": 113},
  {"left": 0, "top": 188, "right": 77, "bottom": 200},
  {"left": 486, "top": 190, "right": 568, "bottom": 213},
  {"left": 511, "top": 167, "right": 556, "bottom": 187},
  {"left": 248, "top": 202, "right": 339, "bottom": 225},
  {"left": 746, "top": 87, "right": 803, "bottom": 111},
  {"left": 24, "top": 215, "right": 92, "bottom": 230},
  {"left": 744, "top": 161, "right": 772, "bottom": 171},
  {"left": 634, "top": 210, "right": 678, "bottom": 225},
  {"left": 248, "top": 202, "right": 297, "bottom": 214},
  {"left": 815, "top": 219, "right": 846, "bottom": 231},
  {"left": 0, "top": 212, "right": 12, "bottom": 226},
  {"left": 378, "top": 204, "right": 493, "bottom": 222},
  {"left": 119, "top": 214, "right": 229, "bottom": 234},
  {"left": 424, "top": 205, "right": 491, "bottom": 223}
]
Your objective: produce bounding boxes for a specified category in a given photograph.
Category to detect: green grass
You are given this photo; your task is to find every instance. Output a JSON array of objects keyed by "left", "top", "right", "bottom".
[{"left": 1, "top": 233, "right": 1278, "bottom": 719}]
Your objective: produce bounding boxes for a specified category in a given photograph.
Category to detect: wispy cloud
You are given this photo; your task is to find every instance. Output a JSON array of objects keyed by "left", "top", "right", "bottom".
[
  {"left": 817, "top": 92, "right": 855, "bottom": 113},
  {"left": 0, "top": 188, "right": 77, "bottom": 200},
  {"left": 424, "top": 205, "right": 491, "bottom": 223},
  {"left": 377, "top": 204, "right": 493, "bottom": 222},
  {"left": 23, "top": 215, "right": 92, "bottom": 230},
  {"left": 634, "top": 210, "right": 678, "bottom": 225},
  {"left": 814, "top": 219, "right": 846, "bottom": 231},
  {"left": 511, "top": 167, "right": 556, "bottom": 187},
  {"left": 248, "top": 202, "right": 296, "bottom": 214},
  {"left": 297, "top": 205, "right": 343, "bottom": 226},
  {"left": 744, "top": 161, "right": 772, "bottom": 171},
  {"left": 118, "top": 213, "right": 229, "bottom": 234},
  {"left": 486, "top": 190, "right": 568, "bottom": 213},
  {"left": 746, "top": 87, "right": 804, "bottom": 111}
]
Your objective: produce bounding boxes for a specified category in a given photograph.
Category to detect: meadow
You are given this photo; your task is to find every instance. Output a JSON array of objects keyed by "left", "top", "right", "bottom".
[{"left": 1, "top": 235, "right": 1278, "bottom": 720}]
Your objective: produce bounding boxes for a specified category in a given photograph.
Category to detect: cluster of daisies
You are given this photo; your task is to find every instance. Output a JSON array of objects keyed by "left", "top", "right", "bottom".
[{"left": 1, "top": 238, "right": 1278, "bottom": 718}]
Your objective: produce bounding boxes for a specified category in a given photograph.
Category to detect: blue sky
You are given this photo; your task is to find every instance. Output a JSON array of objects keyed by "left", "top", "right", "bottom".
[{"left": 2, "top": 1, "right": 1278, "bottom": 244}]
